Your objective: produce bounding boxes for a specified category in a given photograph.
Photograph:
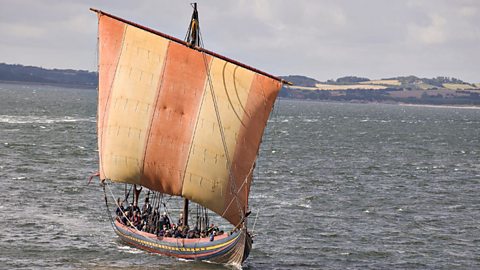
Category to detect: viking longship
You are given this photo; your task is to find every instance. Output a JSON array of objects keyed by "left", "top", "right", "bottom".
[{"left": 91, "top": 4, "right": 287, "bottom": 266}]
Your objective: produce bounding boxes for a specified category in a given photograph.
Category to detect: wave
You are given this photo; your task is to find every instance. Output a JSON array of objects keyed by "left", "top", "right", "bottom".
[
  {"left": 0, "top": 115, "right": 95, "bottom": 124},
  {"left": 117, "top": 245, "right": 144, "bottom": 254}
]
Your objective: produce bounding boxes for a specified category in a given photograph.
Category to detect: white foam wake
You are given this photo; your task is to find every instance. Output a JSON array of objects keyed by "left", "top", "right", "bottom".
[{"left": 0, "top": 115, "right": 95, "bottom": 124}]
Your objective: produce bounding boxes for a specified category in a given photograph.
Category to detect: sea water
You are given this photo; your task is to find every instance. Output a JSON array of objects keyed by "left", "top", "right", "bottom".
[{"left": 0, "top": 82, "right": 479, "bottom": 269}]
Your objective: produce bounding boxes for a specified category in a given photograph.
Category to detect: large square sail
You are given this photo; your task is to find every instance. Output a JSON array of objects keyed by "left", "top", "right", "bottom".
[{"left": 94, "top": 10, "right": 283, "bottom": 226}]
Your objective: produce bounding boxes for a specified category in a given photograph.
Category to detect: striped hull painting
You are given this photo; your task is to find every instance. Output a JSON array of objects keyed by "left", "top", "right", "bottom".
[
  {"left": 95, "top": 10, "right": 283, "bottom": 227},
  {"left": 113, "top": 220, "right": 252, "bottom": 265}
]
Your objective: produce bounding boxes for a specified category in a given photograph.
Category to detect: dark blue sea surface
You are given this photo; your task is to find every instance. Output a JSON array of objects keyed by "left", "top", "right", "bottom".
[{"left": 1, "top": 82, "right": 479, "bottom": 269}]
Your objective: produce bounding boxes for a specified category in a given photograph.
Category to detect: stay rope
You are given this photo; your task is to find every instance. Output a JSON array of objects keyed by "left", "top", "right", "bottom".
[
  {"left": 103, "top": 181, "right": 141, "bottom": 232},
  {"left": 197, "top": 27, "right": 245, "bottom": 224}
]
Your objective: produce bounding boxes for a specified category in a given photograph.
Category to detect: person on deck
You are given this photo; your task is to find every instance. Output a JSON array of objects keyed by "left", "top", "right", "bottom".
[
  {"left": 161, "top": 212, "right": 171, "bottom": 229},
  {"left": 158, "top": 224, "right": 167, "bottom": 237},
  {"left": 141, "top": 197, "right": 152, "bottom": 219},
  {"left": 115, "top": 198, "right": 125, "bottom": 223},
  {"left": 174, "top": 226, "right": 181, "bottom": 238},
  {"left": 177, "top": 213, "right": 183, "bottom": 227},
  {"left": 164, "top": 228, "right": 172, "bottom": 237},
  {"left": 186, "top": 228, "right": 195, "bottom": 239},
  {"left": 132, "top": 202, "right": 140, "bottom": 214},
  {"left": 182, "top": 225, "right": 189, "bottom": 238},
  {"left": 149, "top": 208, "right": 159, "bottom": 234},
  {"left": 158, "top": 213, "right": 164, "bottom": 230},
  {"left": 125, "top": 202, "right": 136, "bottom": 221},
  {"left": 192, "top": 226, "right": 200, "bottom": 238},
  {"left": 125, "top": 207, "right": 133, "bottom": 220},
  {"left": 207, "top": 223, "right": 219, "bottom": 235},
  {"left": 155, "top": 211, "right": 163, "bottom": 235},
  {"left": 132, "top": 210, "right": 142, "bottom": 230}
]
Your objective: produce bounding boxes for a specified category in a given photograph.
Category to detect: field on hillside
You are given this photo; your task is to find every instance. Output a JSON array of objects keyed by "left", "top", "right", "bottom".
[
  {"left": 443, "top": 83, "right": 476, "bottom": 90},
  {"left": 360, "top": 79, "right": 401, "bottom": 86},
  {"left": 313, "top": 84, "right": 387, "bottom": 90}
]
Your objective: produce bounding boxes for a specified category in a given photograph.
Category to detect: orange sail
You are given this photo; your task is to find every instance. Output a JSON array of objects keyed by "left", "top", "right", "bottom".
[{"left": 95, "top": 10, "right": 283, "bottom": 226}]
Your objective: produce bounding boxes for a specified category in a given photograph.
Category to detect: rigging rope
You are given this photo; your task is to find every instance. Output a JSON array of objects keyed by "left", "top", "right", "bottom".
[
  {"left": 123, "top": 183, "right": 133, "bottom": 204},
  {"left": 104, "top": 181, "right": 141, "bottom": 232},
  {"left": 179, "top": 4, "right": 245, "bottom": 225},
  {"left": 197, "top": 25, "right": 245, "bottom": 224},
  {"left": 146, "top": 191, "right": 159, "bottom": 230}
]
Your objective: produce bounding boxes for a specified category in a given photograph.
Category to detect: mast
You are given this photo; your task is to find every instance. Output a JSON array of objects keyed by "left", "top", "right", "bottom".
[
  {"left": 183, "top": 198, "right": 189, "bottom": 227},
  {"left": 182, "top": 2, "right": 200, "bottom": 228},
  {"left": 186, "top": 3, "right": 200, "bottom": 47},
  {"left": 133, "top": 184, "right": 142, "bottom": 207}
]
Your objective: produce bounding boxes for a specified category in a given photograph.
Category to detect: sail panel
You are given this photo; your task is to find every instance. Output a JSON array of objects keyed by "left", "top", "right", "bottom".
[
  {"left": 100, "top": 20, "right": 170, "bottom": 184},
  {"left": 142, "top": 42, "right": 211, "bottom": 195},
  {"left": 227, "top": 74, "right": 282, "bottom": 224},
  {"left": 97, "top": 15, "right": 126, "bottom": 180},
  {"left": 181, "top": 59, "right": 256, "bottom": 225}
]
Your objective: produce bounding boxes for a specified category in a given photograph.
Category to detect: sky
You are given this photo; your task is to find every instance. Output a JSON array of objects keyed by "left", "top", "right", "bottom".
[{"left": 1, "top": 0, "right": 479, "bottom": 82}]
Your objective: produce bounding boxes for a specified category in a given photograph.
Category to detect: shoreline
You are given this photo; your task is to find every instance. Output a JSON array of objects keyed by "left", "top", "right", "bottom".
[
  {"left": 1, "top": 80, "right": 479, "bottom": 109},
  {"left": 278, "top": 97, "right": 480, "bottom": 109},
  {"left": 0, "top": 80, "right": 96, "bottom": 90},
  {"left": 398, "top": 103, "right": 480, "bottom": 110}
]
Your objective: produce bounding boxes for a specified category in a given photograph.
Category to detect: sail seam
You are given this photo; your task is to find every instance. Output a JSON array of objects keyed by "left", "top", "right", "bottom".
[
  {"left": 179, "top": 57, "right": 211, "bottom": 193},
  {"left": 140, "top": 41, "right": 171, "bottom": 183}
]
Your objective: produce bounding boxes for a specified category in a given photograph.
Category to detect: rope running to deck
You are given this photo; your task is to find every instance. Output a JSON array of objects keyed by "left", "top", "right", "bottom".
[
  {"left": 197, "top": 28, "right": 245, "bottom": 224},
  {"left": 103, "top": 181, "right": 141, "bottom": 232}
]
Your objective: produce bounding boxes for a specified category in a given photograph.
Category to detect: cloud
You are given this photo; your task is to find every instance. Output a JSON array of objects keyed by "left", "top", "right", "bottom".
[
  {"left": 458, "top": 5, "right": 477, "bottom": 17},
  {"left": 408, "top": 13, "right": 447, "bottom": 45},
  {"left": 0, "top": 23, "right": 46, "bottom": 39},
  {"left": 0, "top": 0, "right": 478, "bottom": 82}
]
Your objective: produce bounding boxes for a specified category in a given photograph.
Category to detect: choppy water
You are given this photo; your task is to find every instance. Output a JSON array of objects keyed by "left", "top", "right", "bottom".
[{"left": 1, "top": 82, "right": 479, "bottom": 269}]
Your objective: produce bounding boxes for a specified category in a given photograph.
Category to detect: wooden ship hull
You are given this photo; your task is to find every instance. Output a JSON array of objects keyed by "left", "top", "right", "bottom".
[{"left": 113, "top": 220, "right": 252, "bottom": 265}]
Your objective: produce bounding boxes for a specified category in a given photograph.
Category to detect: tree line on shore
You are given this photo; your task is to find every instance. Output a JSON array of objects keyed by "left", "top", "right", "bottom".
[{"left": 0, "top": 63, "right": 97, "bottom": 88}]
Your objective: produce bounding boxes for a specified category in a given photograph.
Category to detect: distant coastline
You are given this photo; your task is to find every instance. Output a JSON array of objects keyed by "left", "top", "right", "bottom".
[
  {"left": 280, "top": 75, "right": 480, "bottom": 106},
  {"left": 1, "top": 62, "right": 479, "bottom": 106},
  {"left": 0, "top": 63, "right": 97, "bottom": 89},
  {"left": 277, "top": 98, "right": 480, "bottom": 109}
]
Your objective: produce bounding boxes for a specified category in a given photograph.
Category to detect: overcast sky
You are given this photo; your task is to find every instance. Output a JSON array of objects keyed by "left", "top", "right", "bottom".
[{"left": 1, "top": 0, "right": 479, "bottom": 82}]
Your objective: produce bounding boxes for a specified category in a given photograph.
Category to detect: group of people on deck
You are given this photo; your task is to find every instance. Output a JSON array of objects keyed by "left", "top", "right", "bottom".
[{"left": 115, "top": 197, "right": 224, "bottom": 240}]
